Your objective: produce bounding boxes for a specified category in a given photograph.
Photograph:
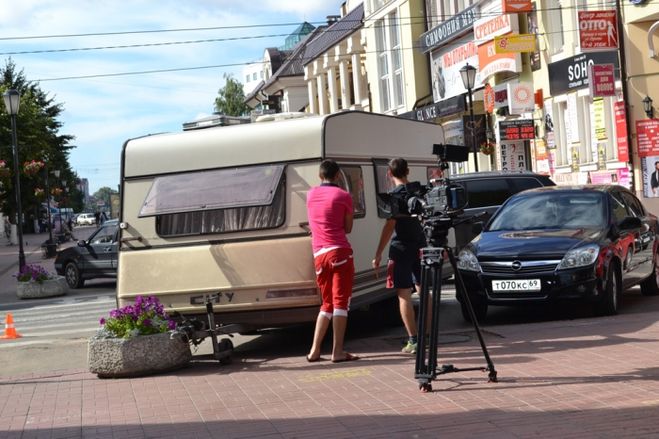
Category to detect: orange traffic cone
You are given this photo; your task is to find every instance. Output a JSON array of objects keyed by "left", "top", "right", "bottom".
[{"left": 0, "top": 313, "right": 22, "bottom": 339}]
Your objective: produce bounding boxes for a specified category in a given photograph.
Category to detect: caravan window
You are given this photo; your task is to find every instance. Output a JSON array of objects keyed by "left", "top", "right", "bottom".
[
  {"left": 337, "top": 165, "right": 365, "bottom": 218},
  {"left": 373, "top": 160, "right": 397, "bottom": 218},
  {"left": 143, "top": 164, "right": 286, "bottom": 237}
]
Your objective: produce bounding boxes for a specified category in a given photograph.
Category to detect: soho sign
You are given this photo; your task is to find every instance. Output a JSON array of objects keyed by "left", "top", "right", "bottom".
[{"left": 548, "top": 51, "right": 619, "bottom": 95}]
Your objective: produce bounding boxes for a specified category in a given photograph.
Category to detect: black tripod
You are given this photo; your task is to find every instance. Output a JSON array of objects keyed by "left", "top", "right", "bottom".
[{"left": 414, "top": 216, "right": 497, "bottom": 392}]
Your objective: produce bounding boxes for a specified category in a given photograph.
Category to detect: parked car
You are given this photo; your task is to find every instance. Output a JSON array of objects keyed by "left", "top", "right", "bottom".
[
  {"left": 76, "top": 213, "right": 96, "bottom": 225},
  {"left": 54, "top": 219, "right": 118, "bottom": 288},
  {"left": 448, "top": 171, "right": 555, "bottom": 253},
  {"left": 456, "top": 185, "right": 659, "bottom": 321}
]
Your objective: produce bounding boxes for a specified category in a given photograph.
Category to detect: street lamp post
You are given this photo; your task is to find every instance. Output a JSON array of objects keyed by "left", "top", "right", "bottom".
[
  {"left": 3, "top": 89, "right": 25, "bottom": 271},
  {"left": 460, "top": 63, "right": 478, "bottom": 173},
  {"left": 43, "top": 166, "right": 57, "bottom": 256}
]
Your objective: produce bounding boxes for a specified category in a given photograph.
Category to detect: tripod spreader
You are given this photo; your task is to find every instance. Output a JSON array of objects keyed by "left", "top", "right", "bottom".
[{"left": 414, "top": 245, "right": 497, "bottom": 392}]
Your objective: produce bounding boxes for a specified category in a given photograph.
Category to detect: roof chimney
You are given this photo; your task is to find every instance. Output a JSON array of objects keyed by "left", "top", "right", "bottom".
[{"left": 326, "top": 15, "right": 340, "bottom": 25}]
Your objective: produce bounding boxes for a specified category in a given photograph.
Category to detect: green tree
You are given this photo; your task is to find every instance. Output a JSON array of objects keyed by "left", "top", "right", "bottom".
[
  {"left": 93, "top": 186, "right": 117, "bottom": 210},
  {"left": 214, "top": 73, "right": 250, "bottom": 116},
  {"left": 0, "top": 59, "right": 77, "bottom": 230}
]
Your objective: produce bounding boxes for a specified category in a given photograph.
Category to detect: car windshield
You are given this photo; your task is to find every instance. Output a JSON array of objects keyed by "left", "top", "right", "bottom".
[{"left": 488, "top": 192, "right": 606, "bottom": 231}]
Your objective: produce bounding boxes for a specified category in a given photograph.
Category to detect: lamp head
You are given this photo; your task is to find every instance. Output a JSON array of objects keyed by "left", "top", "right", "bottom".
[
  {"left": 643, "top": 95, "right": 654, "bottom": 119},
  {"left": 460, "top": 63, "right": 477, "bottom": 90},
  {"left": 3, "top": 89, "right": 20, "bottom": 115}
]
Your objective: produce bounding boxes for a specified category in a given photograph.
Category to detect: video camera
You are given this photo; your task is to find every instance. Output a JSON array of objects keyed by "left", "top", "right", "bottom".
[
  {"left": 387, "top": 143, "right": 469, "bottom": 219},
  {"left": 384, "top": 144, "right": 470, "bottom": 246}
]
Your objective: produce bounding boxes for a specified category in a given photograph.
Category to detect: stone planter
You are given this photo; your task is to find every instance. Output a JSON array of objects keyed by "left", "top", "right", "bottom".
[
  {"left": 88, "top": 331, "right": 192, "bottom": 378},
  {"left": 16, "top": 276, "right": 68, "bottom": 299}
]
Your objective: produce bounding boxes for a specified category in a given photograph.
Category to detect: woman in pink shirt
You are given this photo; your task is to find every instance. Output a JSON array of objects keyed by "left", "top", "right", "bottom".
[{"left": 306, "top": 160, "right": 359, "bottom": 363}]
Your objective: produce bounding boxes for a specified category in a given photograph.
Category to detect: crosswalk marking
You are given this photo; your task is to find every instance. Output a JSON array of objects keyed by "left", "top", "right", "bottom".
[{"left": 0, "top": 294, "right": 115, "bottom": 348}]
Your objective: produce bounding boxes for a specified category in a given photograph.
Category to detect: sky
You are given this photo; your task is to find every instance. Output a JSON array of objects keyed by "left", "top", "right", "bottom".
[{"left": 0, "top": 0, "right": 346, "bottom": 194}]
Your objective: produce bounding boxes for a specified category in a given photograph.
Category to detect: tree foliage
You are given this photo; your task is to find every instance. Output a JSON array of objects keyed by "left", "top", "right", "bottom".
[
  {"left": 214, "top": 73, "right": 250, "bottom": 116},
  {"left": 92, "top": 186, "right": 117, "bottom": 209},
  {"left": 0, "top": 58, "right": 80, "bottom": 225}
]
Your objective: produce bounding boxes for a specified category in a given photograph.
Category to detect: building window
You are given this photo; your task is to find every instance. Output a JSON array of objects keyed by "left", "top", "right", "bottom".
[
  {"left": 245, "top": 75, "right": 250, "bottom": 83},
  {"left": 367, "top": 0, "right": 390, "bottom": 15},
  {"left": 252, "top": 72, "right": 257, "bottom": 81},
  {"left": 374, "top": 10, "right": 404, "bottom": 113},
  {"left": 543, "top": 0, "right": 564, "bottom": 55}
]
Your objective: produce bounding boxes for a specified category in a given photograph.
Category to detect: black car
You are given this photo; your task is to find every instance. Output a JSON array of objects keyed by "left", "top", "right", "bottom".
[
  {"left": 456, "top": 185, "right": 659, "bottom": 321},
  {"left": 54, "top": 219, "right": 118, "bottom": 288},
  {"left": 449, "top": 171, "right": 555, "bottom": 252}
]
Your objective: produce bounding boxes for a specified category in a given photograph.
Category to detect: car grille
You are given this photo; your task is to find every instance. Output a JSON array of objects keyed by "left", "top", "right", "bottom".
[{"left": 480, "top": 260, "right": 560, "bottom": 274}]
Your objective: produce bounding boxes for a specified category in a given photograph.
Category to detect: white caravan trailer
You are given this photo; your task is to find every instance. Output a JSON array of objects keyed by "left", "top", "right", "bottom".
[{"left": 118, "top": 111, "right": 444, "bottom": 330}]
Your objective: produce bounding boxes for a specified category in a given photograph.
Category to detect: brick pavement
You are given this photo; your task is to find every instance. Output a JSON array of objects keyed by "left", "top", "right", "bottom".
[{"left": 2, "top": 305, "right": 659, "bottom": 439}]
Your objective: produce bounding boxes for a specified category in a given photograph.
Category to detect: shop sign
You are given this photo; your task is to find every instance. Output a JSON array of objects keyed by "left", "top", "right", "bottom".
[
  {"left": 478, "top": 40, "right": 522, "bottom": 80},
  {"left": 418, "top": 4, "right": 479, "bottom": 53},
  {"left": 636, "top": 119, "right": 659, "bottom": 157},
  {"left": 474, "top": 14, "right": 516, "bottom": 44},
  {"left": 614, "top": 101, "right": 629, "bottom": 162},
  {"left": 502, "top": 0, "right": 533, "bottom": 13},
  {"left": 500, "top": 141, "right": 527, "bottom": 171},
  {"left": 494, "top": 34, "right": 537, "bottom": 53},
  {"left": 593, "top": 98, "right": 607, "bottom": 141},
  {"left": 548, "top": 51, "right": 620, "bottom": 95},
  {"left": 494, "top": 83, "right": 509, "bottom": 109},
  {"left": 484, "top": 84, "right": 495, "bottom": 113},
  {"left": 578, "top": 10, "right": 618, "bottom": 52},
  {"left": 507, "top": 82, "right": 534, "bottom": 114},
  {"left": 401, "top": 95, "right": 466, "bottom": 122},
  {"left": 499, "top": 119, "right": 535, "bottom": 140},
  {"left": 588, "top": 63, "right": 615, "bottom": 97},
  {"left": 431, "top": 37, "right": 481, "bottom": 101}
]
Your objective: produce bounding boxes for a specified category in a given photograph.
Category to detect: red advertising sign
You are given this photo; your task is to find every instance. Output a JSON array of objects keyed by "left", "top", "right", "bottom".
[
  {"left": 484, "top": 84, "right": 495, "bottom": 113},
  {"left": 589, "top": 63, "right": 615, "bottom": 97},
  {"left": 578, "top": 10, "right": 618, "bottom": 51},
  {"left": 636, "top": 119, "right": 659, "bottom": 158},
  {"left": 502, "top": 0, "right": 533, "bottom": 13},
  {"left": 614, "top": 101, "right": 629, "bottom": 162}
]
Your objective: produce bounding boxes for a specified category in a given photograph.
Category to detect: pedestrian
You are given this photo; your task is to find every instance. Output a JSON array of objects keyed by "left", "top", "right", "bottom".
[
  {"left": 306, "top": 159, "right": 359, "bottom": 363},
  {"left": 372, "top": 158, "right": 427, "bottom": 354},
  {"left": 94, "top": 211, "right": 100, "bottom": 227}
]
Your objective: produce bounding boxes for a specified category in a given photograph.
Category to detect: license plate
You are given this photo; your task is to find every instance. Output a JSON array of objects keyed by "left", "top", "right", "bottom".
[{"left": 492, "top": 279, "right": 541, "bottom": 292}]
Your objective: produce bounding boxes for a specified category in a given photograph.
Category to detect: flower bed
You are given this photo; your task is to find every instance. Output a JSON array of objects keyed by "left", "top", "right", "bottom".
[
  {"left": 88, "top": 296, "right": 191, "bottom": 378},
  {"left": 15, "top": 264, "right": 68, "bottom": 299}
]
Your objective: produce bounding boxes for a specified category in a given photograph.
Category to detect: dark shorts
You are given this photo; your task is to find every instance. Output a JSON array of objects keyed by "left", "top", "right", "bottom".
[{"left": 386, "top": 246, "right": 421, "bottom": 290}]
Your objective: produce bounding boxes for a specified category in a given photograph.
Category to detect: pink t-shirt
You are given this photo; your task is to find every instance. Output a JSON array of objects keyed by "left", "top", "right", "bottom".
[{"left": 306, "top": 184, "right": 353, "bottom": 253}]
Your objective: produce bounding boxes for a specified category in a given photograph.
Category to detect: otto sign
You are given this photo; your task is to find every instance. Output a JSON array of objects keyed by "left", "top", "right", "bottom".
[{"left": 578, "top": 10, "right": 618, "bottom": 51}]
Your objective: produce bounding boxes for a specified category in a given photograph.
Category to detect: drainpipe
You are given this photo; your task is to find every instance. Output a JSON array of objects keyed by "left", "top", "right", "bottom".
[{"left": 615, "top": 0, "right": 636, "bottom": 192}]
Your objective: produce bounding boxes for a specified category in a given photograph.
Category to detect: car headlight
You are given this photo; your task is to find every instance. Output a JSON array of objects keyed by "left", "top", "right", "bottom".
[
  {"left": 557, "top": 244, "right": 599, "bottom": 270},
  {"left": 457, "top": 248, "right": 481, "bottom": 272}
]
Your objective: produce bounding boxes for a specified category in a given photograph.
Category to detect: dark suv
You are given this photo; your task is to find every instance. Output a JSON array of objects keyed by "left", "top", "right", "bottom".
[{"left": 449, "top": 171, "right": 556, "bottom": 252}]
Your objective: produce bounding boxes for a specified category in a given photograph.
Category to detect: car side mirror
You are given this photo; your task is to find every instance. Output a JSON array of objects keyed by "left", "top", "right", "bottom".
[
  {"left": 77, "top": 240, "right": 87, "bottom": 247},
  {"left": 471, "top": 222, "right": 483, "bottom": 235},
  {"left": 619, "top": 216, "right": 642, "bottom": 230}
]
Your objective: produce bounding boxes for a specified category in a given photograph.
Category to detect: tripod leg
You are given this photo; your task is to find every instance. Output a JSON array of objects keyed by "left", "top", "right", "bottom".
[
  {"left": 415, "top": 263, "right": 431, "bottom": 379},
  {"left": 426, "top": 258, "right": 443, "bottom": 382},
  {"left": 447, "top": 249, "right": 498, "bottom": 382}
]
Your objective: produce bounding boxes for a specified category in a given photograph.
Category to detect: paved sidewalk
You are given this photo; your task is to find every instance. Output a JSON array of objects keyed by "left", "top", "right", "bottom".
[{"left": 2, "top": 306, "right": 659, "bottom": 438}]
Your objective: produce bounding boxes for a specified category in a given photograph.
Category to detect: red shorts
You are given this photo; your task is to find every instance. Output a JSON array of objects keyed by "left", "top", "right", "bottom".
[{"left": 314, "top": 248, "right": 354, "bottom": 314}]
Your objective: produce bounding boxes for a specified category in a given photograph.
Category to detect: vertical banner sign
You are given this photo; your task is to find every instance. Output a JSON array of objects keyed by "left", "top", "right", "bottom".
[
  {"left": 566, "top": 94, "right": 580, "bottom": 144},
  {"left": 578, "top": 10, "right": 618, "bottom": 52},
  {"left": 636, "top": 119, "right": 659, "bottom": 157},
  {"left": 593, "top": 98, "right": 607, "bottom": 141},
  {"left": 614, "top": 101, "right": 629, "bottom": 162},
  {"left": 500, "top": 141, "right": 527, "bottom": 171},
  {"left": 588, "top": 63, "right": 616, "bottom": 97}
]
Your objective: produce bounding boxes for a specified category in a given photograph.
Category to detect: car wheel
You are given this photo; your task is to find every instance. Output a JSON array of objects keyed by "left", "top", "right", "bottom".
[
  {"left": 596, "top": 264, "right": 620, "bottom": 316},
  {"left": 641, "top": 263, "right": 659, "bottom": 296},
  {"left": 64, "top": 262, "right": 85, "bottom": 289},
  {"left": 460, "top": 295, "right": 487, "bottom": 323}
]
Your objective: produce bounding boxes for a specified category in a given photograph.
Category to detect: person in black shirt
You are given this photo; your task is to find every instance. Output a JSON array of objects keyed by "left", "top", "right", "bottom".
[
  {"left": 372, "top": 158, "right": 427, "bottom": 354},
  {"left": 651, "top": 161, "right": 659, "bottom": 196}
]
